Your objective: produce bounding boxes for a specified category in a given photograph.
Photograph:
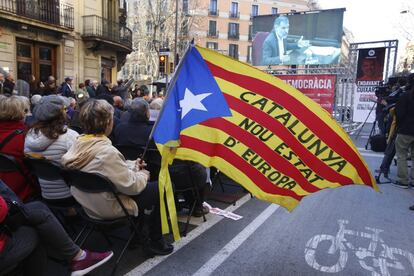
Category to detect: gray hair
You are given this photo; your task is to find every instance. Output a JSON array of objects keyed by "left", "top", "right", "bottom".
[
  {"left": 80, "top": 99, "right": 114, "bottom": 134},
  {"left": 31, "top": 94, "right": 42, "bottom": 106},
  {"left": 274, "top": 15, "right": 289, "bottom": 27},
  {"left": 149, "top": 98, "right": 163, "bottom": 110},
  {"left": 0, "top": 95, "right": 29, "bottom": 121},
  {"left": 129, "top": 98, "right": 149, "bottom": 122}
]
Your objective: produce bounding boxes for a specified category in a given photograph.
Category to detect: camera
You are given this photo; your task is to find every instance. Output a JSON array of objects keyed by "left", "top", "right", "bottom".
[{"left": 374, "top": 86, "right": 389, "bottom": 98}]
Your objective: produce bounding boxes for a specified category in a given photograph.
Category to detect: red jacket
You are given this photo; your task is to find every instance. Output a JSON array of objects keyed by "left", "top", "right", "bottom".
[
  {"left": 0, "top": 195, "right": 8, "bottom": 252},
  {"left": 0, "top": 121, "right": 37, "bottom": 202}
]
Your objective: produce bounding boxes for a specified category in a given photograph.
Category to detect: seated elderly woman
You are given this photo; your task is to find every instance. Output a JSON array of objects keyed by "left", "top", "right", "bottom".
[
  {"left": 61, "top": 99, "right": 173, "bottom": 255},
  {"left": 24, "top": 95, "right": 79, "bottom": 205},
  {"left": 0, "top": 95, "right": 38, "bottom": 201}
]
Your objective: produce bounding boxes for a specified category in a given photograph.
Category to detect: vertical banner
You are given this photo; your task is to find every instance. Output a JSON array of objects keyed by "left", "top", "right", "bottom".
[
  {"left": 277, "top": 74, "right": 336, "bottom": 114},
  {"left": 352, "top": 48, "right": 385, "bottom": 122}
]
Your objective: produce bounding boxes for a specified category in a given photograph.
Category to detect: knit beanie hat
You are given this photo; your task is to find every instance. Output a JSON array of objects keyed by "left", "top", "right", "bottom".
[
  {"left": 33, "top": 95, "right": 65, "bottom": 121},
  {"left": 0, "top": 196, "right": 8, "bottom": 224}
]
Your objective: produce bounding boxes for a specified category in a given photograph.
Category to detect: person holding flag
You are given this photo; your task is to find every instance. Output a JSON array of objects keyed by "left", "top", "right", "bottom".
[{"left": 152, "top": 44, "right": 377, "bottom": 241}]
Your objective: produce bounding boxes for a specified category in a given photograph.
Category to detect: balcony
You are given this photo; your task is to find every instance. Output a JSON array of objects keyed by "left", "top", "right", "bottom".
[
  {"left": 207, "top": 30, "right": 219, "bottom": 38},
  {"left": 82, "top": 15, "right": 132, "bottom": 53},
  {"left": 0, "top": 0, "right": 74, "bottom": 31},
  {"left": 228, "top": 31, "right": 239, "bottom": 40},
  {"left": 208, "top": 9, "right": 219, "bottom": 16},
  {"left": 229, "top": 11, "right": 240, "bottom": 19}
]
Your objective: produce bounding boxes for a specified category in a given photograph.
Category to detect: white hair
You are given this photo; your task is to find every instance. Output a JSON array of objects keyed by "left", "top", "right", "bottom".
[{"left": 31, "top": 94, "right": 42, "bottom": 106}]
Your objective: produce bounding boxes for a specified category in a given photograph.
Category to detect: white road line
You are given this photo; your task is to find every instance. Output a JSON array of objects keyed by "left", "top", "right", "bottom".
[
  {"left": 125, "top": 193, "right": 252, "bottom": 276},
  {"left": 192, "top": 204, "right": 279, "bottom": 276},
  {"left": 357, "top": 148, "right": 384, "bottom": 158},
  {"left": 360, "top": 152, "right": 384, "bottom": 158}
]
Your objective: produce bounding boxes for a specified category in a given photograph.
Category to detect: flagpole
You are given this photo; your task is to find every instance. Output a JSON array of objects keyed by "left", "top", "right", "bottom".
[{"left": 141, "top": 40, "right": 194, "bottom": 159}]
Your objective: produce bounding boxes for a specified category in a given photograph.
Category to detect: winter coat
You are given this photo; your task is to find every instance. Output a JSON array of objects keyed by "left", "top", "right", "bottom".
[
  {"left": 0, "top": 121, "right": 37, "bottom": 202},
  {"left": 396, "top": 90, "right": 414, "bottom": 136},
  {"left": 61, "top": 135, "right": 149, "bottom": 219},
  {"left": 24, "top": 128, "right": 78, "bottom": 199}
]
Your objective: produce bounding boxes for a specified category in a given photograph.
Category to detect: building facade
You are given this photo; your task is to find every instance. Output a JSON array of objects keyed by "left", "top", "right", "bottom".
[
  {"left": 192, "top": 0, "right": 309, "bottom": 63},
  {"left": 122, "top": 0, "right": 309, "bottom": 82},
  {"left": 0, "top": 0, "right": 132, "bottom": 86}
]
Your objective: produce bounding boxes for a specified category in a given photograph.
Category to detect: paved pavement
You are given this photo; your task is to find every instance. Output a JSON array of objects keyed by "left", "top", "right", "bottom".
[{"left": 120, "top": 123, "right": 414, "bottom": 276}]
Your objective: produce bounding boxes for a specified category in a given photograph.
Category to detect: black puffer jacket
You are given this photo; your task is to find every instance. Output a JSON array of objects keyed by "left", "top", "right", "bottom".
[{"left": 396, "top": 89, "right": 414, "bottom": 136}]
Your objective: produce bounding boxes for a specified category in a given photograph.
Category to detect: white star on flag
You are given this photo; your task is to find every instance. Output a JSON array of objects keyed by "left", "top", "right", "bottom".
[{"left": 179, "top": 88, "right": 212, "bottom": 119}]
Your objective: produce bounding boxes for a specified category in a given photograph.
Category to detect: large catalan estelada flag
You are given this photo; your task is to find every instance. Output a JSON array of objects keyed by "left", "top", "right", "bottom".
[{"left": 153, "top": 45, "right": 378, "bottom": 241}]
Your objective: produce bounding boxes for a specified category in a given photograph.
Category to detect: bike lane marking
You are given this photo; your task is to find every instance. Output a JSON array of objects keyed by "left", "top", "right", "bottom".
[
  {"left": 125, "top": 193, "right": 252, "bottom": 276},
  {"left": 304, "top": 219, "right": 414, "bottom": 275},
  {"left": 192, "top": 204, "right": 279, "bottom": 276}
]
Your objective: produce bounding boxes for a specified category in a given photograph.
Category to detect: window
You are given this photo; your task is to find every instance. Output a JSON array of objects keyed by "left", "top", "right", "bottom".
[
  {"left": 209, "top": 0, "right": 218, "bottom": 15},
  {"left": 247, "top": 46, "right": 252, "bottom": 63},
  {"left": 16, "top": 40, "right": 56, "bottom": 83},
  {"left": 271, "top": 7, "right": 278, "bottom": 15},
  {"left": 248, "top": 25, "right": 253, "bottom": 41},
  {"left": 229, "top": 44, "right": 238, "bottom": 59},
  {"left": 183, "top": 0, "right": 188, "bottom": 14},
  {"left": 208, "top": 20, "right": 217, "bottom": 37},
  {"left": 251, "top": 5, "right": 258, "bottom": 17},
  {"left": 230, "top": 2, "right": 239, "bottom": 18},
  {"left": 228, "top": 23, "right": 239, "bottom": 39},
  {"left": 206, "top": 42, "right": 218, "bottom": 50}
]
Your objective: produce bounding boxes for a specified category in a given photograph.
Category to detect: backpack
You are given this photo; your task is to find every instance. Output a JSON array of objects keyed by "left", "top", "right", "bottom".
[{"left": 369, "top": 134, "right": 387, "bottom": 152}]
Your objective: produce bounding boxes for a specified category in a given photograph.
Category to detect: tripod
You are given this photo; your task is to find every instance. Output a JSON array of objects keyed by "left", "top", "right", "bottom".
[
  {"left": 354, "top": 102, "right": 377, "bottom": 142},
  {"left": 365, "top": 120, "right": 378, "bottom": 150},
  {"left": 375, "top": 108, "right": 397, "bottom": 184}
]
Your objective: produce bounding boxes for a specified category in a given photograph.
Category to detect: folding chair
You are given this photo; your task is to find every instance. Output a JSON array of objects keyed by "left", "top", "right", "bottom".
[
  {"left": 115, "top": 144, "right": 144, "bottom": 161},
  {"left": 143, "top": 147, "right": 162, "bottom": 182},
  {"left": 24, "top": 156, "right": 81, "bottom": 236},
  {"left": 0, "top": 153, "right": 33, "bottom": 185},
  {"left": 169, "top": 161, "right": 207, "bottom": 236},
  {"left": 62, "top": 169, "right": 141, "bottom": 275},
  {"left": 209, "top": 167, "right": 251, "bottom": 204}
]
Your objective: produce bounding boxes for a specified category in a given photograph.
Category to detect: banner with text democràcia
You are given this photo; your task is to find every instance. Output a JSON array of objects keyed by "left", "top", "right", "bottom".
[
  {"left": 153, "top": 45, "right": 378, "bottom": 241},
  {"left": 277, "top": 74, "right": 336, "bottom": 114}
]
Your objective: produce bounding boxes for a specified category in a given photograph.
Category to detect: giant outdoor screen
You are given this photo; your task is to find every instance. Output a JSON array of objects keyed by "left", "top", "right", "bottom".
[{"left": 252, "top": 8, "right": 345, "bottom": 66}]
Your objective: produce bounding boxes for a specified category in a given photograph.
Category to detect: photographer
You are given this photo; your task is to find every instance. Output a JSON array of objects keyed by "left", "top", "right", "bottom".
[
  {"left": 377, "top": 78, "right": 407, "bottom": 178},
  {"left": 374, "top": 85, "right": 389, "bottom": 136},
  {"left": 0, "top": 180, "right": 113, "bottom": 275},
  {"left": 393, "top": 73, "right": 414, "bottom": 191}
]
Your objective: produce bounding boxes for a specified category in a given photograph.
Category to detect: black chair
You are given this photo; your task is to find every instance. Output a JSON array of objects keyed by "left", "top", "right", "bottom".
[
  {"left": 143, "top": 147, "right": 162, "bottom": 182},
  {"left": 169, "top": 161, "right": 207, "bottom": 236},
  {"left": 24, "top": 156, "right": 81, "bottom": 236},
  {"left": 115, "top": 144, "right": 144, "bottom": 161},
  {"left": 0, "top": 153, "right": 33, "bottom": 185},
  {"left": 62, "top": 169, "right": 141, "bottom": 276}
]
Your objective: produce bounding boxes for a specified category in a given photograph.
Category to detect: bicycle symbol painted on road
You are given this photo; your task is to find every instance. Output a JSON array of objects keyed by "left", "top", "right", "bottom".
[{"left": 304, "top": 219, "right": 414, "bottom": 275}]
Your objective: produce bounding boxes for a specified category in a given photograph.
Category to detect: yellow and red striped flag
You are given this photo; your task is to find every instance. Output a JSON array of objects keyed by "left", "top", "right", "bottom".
[{"left": 153, "top": 45, "right": 377, "bottom": 240}]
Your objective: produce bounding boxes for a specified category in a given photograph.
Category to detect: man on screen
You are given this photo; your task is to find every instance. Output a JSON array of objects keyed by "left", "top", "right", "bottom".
[{"left": 262, "top": 15, "right": 310, "bottom": 65}]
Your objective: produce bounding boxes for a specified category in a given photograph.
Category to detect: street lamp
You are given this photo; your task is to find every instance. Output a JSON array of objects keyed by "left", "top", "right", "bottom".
[{"left": 173, "top": 0, "right": 178, "bottom": 69}]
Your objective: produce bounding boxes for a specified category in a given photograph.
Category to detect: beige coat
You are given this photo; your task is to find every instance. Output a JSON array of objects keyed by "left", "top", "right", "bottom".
[{"left": 61, "top": 135, "right": 149, "bottom": 219}]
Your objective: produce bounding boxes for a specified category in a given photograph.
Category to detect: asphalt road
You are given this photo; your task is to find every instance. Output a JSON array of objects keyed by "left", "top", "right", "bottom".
[{"left": 124, "top": 123, "right": 414, "bottom": 276}]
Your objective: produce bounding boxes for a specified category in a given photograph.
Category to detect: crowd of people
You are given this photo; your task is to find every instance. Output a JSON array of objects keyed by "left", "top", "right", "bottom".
[
  {"left": 0, "top": 74, "right": 208, "bottom": 274},
  {"left": 374, "top": 73, "right": 414, "bottom": 211}
]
